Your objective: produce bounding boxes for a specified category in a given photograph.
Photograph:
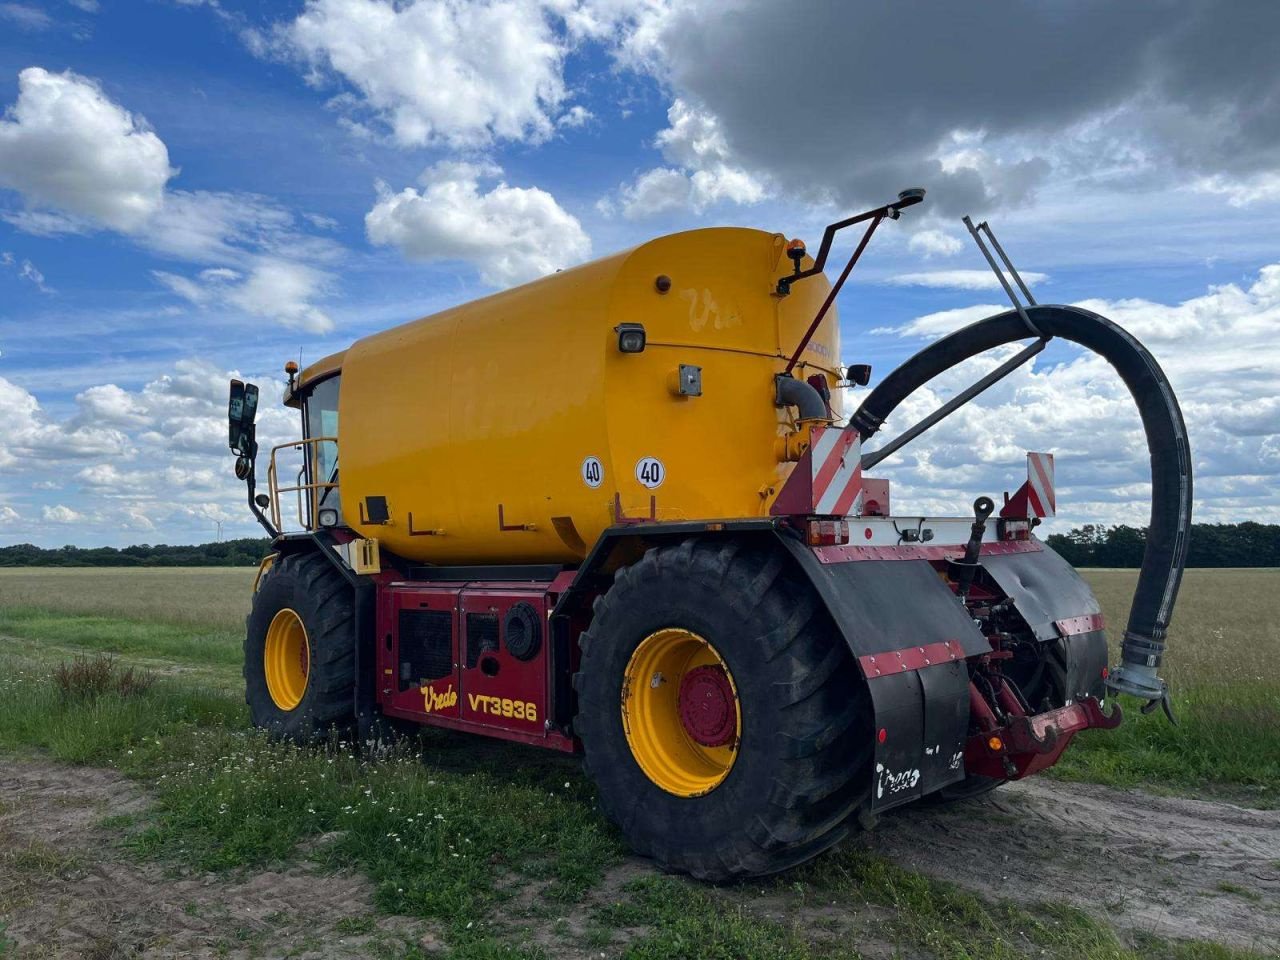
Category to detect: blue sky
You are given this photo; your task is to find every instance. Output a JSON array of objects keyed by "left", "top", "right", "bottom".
[{"left": 1, "top": 0, "right": 1277, "bottom": 547}]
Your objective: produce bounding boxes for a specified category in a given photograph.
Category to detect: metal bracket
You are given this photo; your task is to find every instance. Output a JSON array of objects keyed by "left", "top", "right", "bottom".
[
  {"left": 962, "top": 216, "right": 1043, "bottom": 338},
  {"left": 407, "top": 512, "right": 444, "bottom": 537},
  {"left": 611, "top": 493, "right": 657, "bottom": 525},
  {"left": 779, "top": 189, "right": 925, "bottom": 376},
  {"left": 497, "top": 504, "right": 537, "bottom": 532}
]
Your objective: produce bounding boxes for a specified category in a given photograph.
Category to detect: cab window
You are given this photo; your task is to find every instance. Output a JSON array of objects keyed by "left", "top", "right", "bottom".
[{"left": 303, "top": 375, "right": 340, "bottom": 509}]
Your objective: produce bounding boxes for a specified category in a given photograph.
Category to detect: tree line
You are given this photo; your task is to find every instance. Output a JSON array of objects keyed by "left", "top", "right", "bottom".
[
  {"left": 1, "top": 522, "right": 1276, "bottom": 567},
  {"left": 0, "top": 538, "right": 272, "bottom": 567},
  {"left": 1045, "top": 522, "right": 1280, "bottom": 568}
]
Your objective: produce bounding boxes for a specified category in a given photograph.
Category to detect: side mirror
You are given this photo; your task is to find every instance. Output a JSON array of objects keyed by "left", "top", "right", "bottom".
[
  {"left": 228, "top": 379, "right": 260, "bottom": 457},
  {"left": 228, "top": 379, "right": 245, "bottom": 449},
  {"left": 846, "top": 364, "right": 872, "bottom": 387}
]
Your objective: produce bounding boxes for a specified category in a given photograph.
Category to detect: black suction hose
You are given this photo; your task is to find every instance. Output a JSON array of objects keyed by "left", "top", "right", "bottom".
[{"left": 850, "top": 304, "right": 1192, "bottom": 708}]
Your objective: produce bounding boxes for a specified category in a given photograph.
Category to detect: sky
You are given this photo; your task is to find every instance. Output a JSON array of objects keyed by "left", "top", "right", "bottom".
[{"left": 0, "top": 0, "right": 1277, "bottom": 548}]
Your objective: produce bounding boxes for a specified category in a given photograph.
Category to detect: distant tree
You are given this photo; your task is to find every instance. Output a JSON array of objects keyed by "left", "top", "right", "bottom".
[
  {"left": 0, "top": 537, "right": 272, "bottom": 567},
  {"left": 1048, "top": 522, "right": 1280, "bottom": 568}
]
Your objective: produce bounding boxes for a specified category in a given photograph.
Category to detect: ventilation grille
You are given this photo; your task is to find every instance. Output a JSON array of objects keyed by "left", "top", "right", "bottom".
[
  {"left": 465, "top": 613, "right": 500, "bottom": 669},
  {"left": 398, "top": 609, "right": 453, "bottom": 689}
]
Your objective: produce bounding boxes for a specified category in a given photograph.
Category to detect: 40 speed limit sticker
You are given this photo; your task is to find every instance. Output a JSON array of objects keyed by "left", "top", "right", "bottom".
[
  {"left": 635, "top": 456, "right": 665, "bottom": 489},
  {"left": 581, "top": 456, "right": 604, "bottom": 488}
]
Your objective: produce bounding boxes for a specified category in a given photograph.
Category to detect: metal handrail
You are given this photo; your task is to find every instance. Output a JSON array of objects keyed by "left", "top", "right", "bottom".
[{"left": 267, "top": 436, "right": 338, "bottom": 532}]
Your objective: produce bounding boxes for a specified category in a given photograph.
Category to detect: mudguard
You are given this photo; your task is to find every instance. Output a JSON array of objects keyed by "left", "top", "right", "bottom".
[
  {"left": 776, "top": 541, "right": 988, "bottom": 809},
  {"left": 777, "top": 537, "right": 1110, "bottom": 810},
  {"left": 981, "top": 548, "right": 1110, "bottom": 703}
]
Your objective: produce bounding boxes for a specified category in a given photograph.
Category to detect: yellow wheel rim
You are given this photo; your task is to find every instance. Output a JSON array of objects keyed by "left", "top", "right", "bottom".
[
  {"left": 264, "top": 607, "right": 310, "bottom": 711},
  {"left": 621, "top": 628, "right": 741, "bottom": 798}
]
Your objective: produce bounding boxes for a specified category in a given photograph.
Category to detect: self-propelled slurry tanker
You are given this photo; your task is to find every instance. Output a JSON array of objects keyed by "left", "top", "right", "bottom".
[{"left": 227, "top": 191, "right": 1191, "bottom": 880}]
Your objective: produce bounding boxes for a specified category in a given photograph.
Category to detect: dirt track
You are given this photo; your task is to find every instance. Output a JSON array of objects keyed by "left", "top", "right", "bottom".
[
  {"left": 1, "top": 758, "right": 1277, "bottom": 957},
  {"left": 0, "top": 760, "right": 431, "bottom": 958},
  {"left": 864, "top": 778, "right": 1280, "bottom": 950}
]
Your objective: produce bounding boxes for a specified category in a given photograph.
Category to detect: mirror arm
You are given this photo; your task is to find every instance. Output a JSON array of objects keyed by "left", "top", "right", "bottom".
[{"left": 242, "top": 434, "right": 279, "bottom": 539}]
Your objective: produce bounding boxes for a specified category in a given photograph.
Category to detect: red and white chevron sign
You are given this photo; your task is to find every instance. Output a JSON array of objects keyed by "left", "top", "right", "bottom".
[
  {"left": 1001, "top": 451, "right": 1056, "bottom": 519},
  {"left": 1026, "top": 451, "right": 1055, "bottom": 517},
  {"left": 809, "top": 426, "right": 865, "bottom": 515}
]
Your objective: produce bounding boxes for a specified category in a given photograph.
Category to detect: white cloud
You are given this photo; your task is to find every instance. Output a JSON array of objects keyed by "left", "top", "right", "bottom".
[
  {"left": 0, "top": 68, "right": 174, "bottom": 232},
  {"left": 226, "top": 258, "right": 333, "bottom": 333},
  {"left": 41, "top": 504, "right": 84, "bottom": 523},
  {"left": 874, "top": 304, "right": 1006, "bottom": 339},
  {"left": 882, "top": 270, "right": 1049, "bottom": 291},
  {"left": 1, "top": 251, "right": 51, "bottom": 292},
  {"left": 0, "top": 505, "right": 20, "bottom": 523},
  {"left": 600, "top": 2, "right": 1280, "bottom": 218},
  {"left": 74, "top": 384, "right": 149, "bottom": 428},
  {"left": 863, "top": 264, "right": 1280, "bottom": 529},
  {"left": 0, "top": 4, "right": 52, "bottom": 30},
  {"left": 365, "top": 161, "right": 591, "bottom": 287},
  {"left": 0, "top": 69, "right": 338, "bottom": 331},
  {"left": 908, "top": 229, "right": 964, "bottom": 259},
  {"left": 613, "top": 99, "right": 766, "bottom": 219},
  {"left": 278, "top": 0, "right": 574, "bottom": 148},
  {"left": 1193, "top": 172, "right": 1280, "bottom": 208},
  {"left": 0, "top": 376, "right": 132, "bottom": 467},
  {"left": 557, "top": 105, "right": 594, "bottom": 129},
  {"left": 1, "top": 357, "right": 305, "bottom": 544}
]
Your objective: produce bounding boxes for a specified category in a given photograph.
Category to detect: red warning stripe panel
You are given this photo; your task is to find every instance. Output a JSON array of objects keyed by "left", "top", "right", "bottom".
[
  {"left": 1027, "top": 452, "right": 1055, "bottom": 517},
  {"left": 810, "top": 427, "right": 864, "bottom": 516},
  {"left": 1054, "top": 613, "right": 1105, "bottom": 637},
  {"left": 859, "top": 639, "right": 967, "bottom": 678}
]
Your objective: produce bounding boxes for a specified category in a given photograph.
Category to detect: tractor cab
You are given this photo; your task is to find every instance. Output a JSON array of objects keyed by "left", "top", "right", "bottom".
[{"left": 228, "top": 351, "right": 344, "bottom": 536}]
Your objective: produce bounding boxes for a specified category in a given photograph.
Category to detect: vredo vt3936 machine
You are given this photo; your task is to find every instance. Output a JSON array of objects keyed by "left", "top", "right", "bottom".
[{"left": 227, "top": 190, "right": 1191, "bottom": 880}]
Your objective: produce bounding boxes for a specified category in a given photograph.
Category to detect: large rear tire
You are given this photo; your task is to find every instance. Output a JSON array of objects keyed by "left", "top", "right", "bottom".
[
  {"left": 245, "top": 552, "right": 355, "bottom": 742},
  {"left": 574, "top": 538, "right": 872, "bottom": 881}
]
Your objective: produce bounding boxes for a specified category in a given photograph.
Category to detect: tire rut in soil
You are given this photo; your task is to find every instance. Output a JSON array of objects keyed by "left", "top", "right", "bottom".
[{"left": 856, "top": 776, "right": 1280, "bottom": 950}]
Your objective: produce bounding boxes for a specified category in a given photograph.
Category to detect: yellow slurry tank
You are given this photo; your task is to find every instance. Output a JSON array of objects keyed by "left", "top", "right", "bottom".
[{"left": 334, "top": 227, "right": 840, "bottom": 565}]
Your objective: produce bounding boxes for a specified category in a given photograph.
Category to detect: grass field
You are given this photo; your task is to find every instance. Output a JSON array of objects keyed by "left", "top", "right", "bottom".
[{"left": 0, "top": 565, "right": 1276, "bottom": 958}]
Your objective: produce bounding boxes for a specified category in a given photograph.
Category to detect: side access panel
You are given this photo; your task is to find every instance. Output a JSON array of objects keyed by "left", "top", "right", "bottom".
[{"left": 778, "top": 542, "right": 990, "bottom": 810}]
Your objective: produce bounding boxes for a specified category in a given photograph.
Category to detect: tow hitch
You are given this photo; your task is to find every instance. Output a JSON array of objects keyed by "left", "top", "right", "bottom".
[{"left": 965, "top": 695, "right": 1122, "bottom": 780}]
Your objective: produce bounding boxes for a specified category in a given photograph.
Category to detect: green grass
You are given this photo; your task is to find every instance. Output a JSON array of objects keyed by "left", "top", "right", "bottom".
[
  {"left": 0, "top": 607, "right": 242, "bottom": 668},
  {"left": 1053, "top": 569, "right": 1280, "bottom": 803},
  {"left": 121, "top": 727, "right": 620, "bottom": 941},
  {"left": 0, "top": 566, "right": 1276, "bottom": 958},
  {"left": 0, "top": 661, "right": 242, "bottom": 764},
  {"left": 1051, "top": 683, "right": 1280, "bottom": 801},
  {"left": 0, "top": 654, "right": 1270, "bottom": 959},
  {"left": 595, "top": 868, "right": 1274, "bottom": 960},
  {"left": 599, "top": 876, "right": 818, "bottom": 959}
]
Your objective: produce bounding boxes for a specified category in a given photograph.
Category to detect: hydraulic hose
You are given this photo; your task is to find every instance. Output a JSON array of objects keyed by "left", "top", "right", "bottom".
[{"left": 850, "top": 304, "right": 1192, "bottom": 706}]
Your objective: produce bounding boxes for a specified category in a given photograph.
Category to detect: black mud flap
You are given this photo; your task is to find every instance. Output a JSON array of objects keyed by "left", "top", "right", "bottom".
[
  {"left": 981, "top": 546, "right": 1110, "bottom": 702},
  {"left": 777, "top": 541, "right": 989, "bottom": 811}
]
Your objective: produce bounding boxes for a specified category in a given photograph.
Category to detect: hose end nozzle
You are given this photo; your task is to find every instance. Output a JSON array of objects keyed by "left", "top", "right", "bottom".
[{"left": 1105, "top": 663, "right": 1177, "bottom": 725}]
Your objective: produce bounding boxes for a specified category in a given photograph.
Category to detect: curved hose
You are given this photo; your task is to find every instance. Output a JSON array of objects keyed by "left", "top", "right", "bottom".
[
  {"left": 850, "top": 304, "right": 1192, "bottom": 702},
  {"left": 775, "top": 373, "right": 829, "bottom": 422}
]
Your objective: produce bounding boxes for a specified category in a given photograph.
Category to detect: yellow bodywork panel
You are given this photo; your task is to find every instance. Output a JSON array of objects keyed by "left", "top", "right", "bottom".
[{"left": 338, "top": 227, "right": 840, "bottom": 565}]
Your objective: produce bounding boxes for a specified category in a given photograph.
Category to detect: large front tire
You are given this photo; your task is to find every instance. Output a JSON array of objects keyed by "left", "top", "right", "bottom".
[
  {"left": 574, "top": 539, "right": 872, "bottom": 881},
  {"left": 245, "top": 552, "right": 355, "bottom": 742}
]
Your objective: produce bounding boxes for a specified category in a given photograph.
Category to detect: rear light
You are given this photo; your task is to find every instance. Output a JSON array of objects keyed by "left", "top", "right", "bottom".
[
  {"left": 806, "top": 519, "right": 850, "bottom": 546},
  {"left": 1000, "top": 519, "right": 1031, "bottom": 541}
]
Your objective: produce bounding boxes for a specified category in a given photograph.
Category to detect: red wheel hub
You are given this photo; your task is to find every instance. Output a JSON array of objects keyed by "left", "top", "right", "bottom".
[{"left": 678, "top": 665, "right": 737, "bottom": 747}]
